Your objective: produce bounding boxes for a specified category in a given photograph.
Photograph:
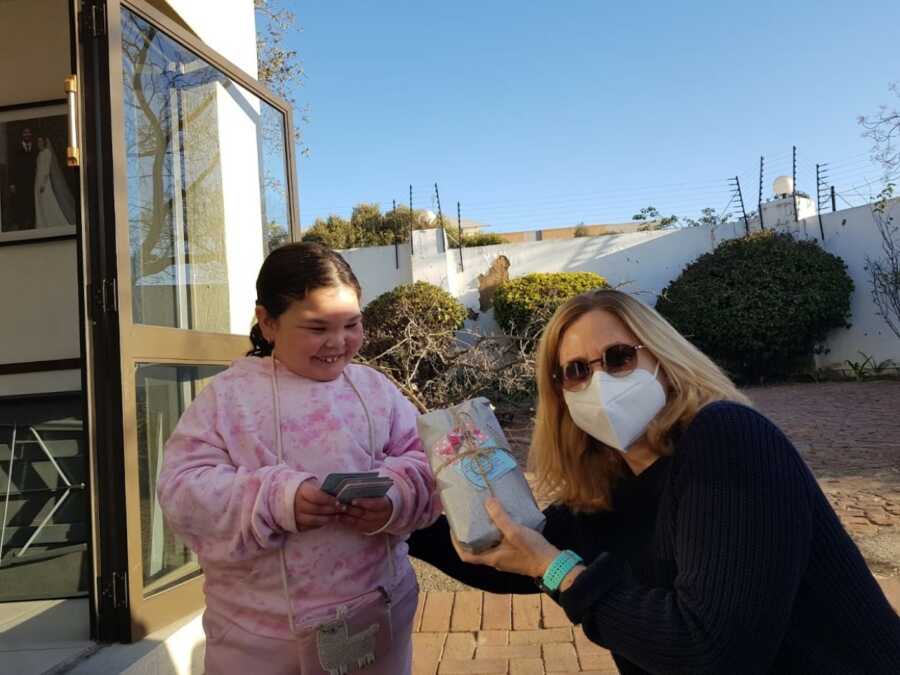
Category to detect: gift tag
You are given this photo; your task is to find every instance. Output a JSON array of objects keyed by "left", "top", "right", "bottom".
[{"left": 454, "top": 445, "right": 517, "bottom": 489}]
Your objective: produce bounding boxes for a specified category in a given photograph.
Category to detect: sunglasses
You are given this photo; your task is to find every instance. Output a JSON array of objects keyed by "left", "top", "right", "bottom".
[{"left": 555, "top": 343, "right": 647, "bottom": 391}]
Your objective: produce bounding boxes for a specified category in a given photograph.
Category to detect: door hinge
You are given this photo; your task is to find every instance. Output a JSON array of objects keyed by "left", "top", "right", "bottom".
[
  {"left": 82, "top": 2, "right": 107, "bottom": 38},
  {"left": 99, "top": 571, "right": 129, "bottom": 610}
]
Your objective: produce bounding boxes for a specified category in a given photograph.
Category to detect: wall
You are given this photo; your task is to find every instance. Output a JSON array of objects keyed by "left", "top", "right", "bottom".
[
  {"left": 164, "top": 0, "right": 258, "bottom": 76},
  {"left": 0, "top": 231, "right": 80, "bottom": 395},
  {"left": 339, "top": 203, "right": 900, "bottom": 371},
  {"left": 792, "top": 200, "right": 900, "bottom": 367},
  {"left": 339, "top": 243, "right": 413, "bottom": 305},
  {"left": 0, "top": 1, "right": 78, "bottom": 398},
  {"left": 341, "top": 223, "right": 745, "bottom": 327},
  {"left": 497, "top": 221, "right": 644, "bottom": 243},
  {"left": 758, "top": 194, "right": 817, "bottom": 230},
  {"left": 215, "top": 80, "right": 265, "bottom": 334},
  {"left": 0, "top": 0, "right": 70, "bottom": 107},
  {"left": 456, "top": 224, "right": 744, "bottom": 333}
]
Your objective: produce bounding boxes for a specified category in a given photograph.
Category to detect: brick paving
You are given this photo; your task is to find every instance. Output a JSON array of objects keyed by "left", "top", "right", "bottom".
[
  {"left": 747, "top": 381, "right": 900, "bottom": 547},
  {"left": 414, "top": 381, "right": 900, "bottom": 674}
]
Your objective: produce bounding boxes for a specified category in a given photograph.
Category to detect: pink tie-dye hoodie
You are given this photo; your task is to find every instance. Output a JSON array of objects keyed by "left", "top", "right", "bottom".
[{"left": 158, "top": 356, "right": 440, "bottom": 639}]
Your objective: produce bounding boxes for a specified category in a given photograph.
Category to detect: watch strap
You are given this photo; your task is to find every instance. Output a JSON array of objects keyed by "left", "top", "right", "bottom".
[{"left": 539, "top": 550, "right": 583, "bottom": 595}]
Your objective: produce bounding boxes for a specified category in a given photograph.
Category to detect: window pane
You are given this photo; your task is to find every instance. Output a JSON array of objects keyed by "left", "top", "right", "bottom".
[
  {"left": 122, "top": 8, "right": 292, "bottom": 333},
  {"left": 0, "top": 395, "right": 88, "bottom": 602},
  {"left": 260, "top": 104, "right": 291, "bottom": 254},
  {"left": 135, "top": 363, "right": 224, "bottom": 597}
]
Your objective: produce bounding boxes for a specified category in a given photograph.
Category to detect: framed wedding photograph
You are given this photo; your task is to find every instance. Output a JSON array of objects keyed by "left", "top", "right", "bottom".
[{"left": 0, "top": 102, "right": 78, "bottom": 244}]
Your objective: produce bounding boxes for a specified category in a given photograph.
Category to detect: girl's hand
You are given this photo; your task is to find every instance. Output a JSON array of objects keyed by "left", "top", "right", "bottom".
[
  {"left": 339, "top": 497, "right": 394, "bottom": 534},
  {"left": 453, "top": 498, "right": 560, "bottom": 579},
  {"left": 294, "top": 480, "right": 343, "bottom": 531}
]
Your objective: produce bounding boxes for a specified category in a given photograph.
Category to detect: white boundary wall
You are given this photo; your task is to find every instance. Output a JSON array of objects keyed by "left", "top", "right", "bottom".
[
  {"left": 775, "top": 198, "right": 900, "bottom": 368},
  {"left": 340, "top": 202, "right": 900, "bottom": 369}
]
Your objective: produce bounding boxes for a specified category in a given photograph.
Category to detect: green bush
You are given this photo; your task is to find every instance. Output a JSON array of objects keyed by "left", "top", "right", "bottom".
[
  {"left": 461, "top": 232, "right": 506, "bottom": 247},
  {"left": 361, "top": 282, "right": 467, "bottom": 391},
  {"left": 494, "top": 272, "right": 609, "bottom": 336},
  {"left": 445, "top": 229, "right": 507, "bottom": 248},
  {"left": 655, "top": 231, "right": 854, "bottom": 382}
]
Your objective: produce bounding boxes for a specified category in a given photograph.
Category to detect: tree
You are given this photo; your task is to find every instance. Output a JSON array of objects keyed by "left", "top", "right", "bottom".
[
  {"left": 351, "top": 203, "right": 392, "bottom": 245},
  {"left": 866, "top": 183, "right": 900, "bottom": 340},
  {"left": 859, "top": 82, "right": 900, "bottom": 172},
  {"left": 255, "top": 0, "right": 307, "bottom": 149},
  {"left": 631, "top": 206, "right": 660, "bottom": 221},
  {"left": 860, "top": 85, "right": 900, "bottom": 340},
  {"left": 302, "top": 214, "right": 355, "bottom": 248},
  {"left": 683, "top": 207, "right": 729, "bottom": 228},
  {"left": 631, "top": 205, "right": 678, "bottom": 230},
  {"left": 302, "top": 203, "right": 431, "bottom": 249}
]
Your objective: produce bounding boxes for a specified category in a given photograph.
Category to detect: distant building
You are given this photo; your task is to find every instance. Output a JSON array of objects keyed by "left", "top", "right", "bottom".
[{"left": 497, "top": 221, "right": 647, "bottom": 243}]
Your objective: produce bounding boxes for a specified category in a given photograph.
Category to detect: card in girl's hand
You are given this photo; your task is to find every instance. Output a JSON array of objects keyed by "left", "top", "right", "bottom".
[
  {"left": 321, "top": 471, "right": 378, "bottom": 494},
  {"left": 335, "top": 477, "right": 394, "bottom": 504}
]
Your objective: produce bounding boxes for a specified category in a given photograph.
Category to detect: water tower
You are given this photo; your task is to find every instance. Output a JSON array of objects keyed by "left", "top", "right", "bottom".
[{"left": 773, "top": 176, "right": 794, "bottom": 198}]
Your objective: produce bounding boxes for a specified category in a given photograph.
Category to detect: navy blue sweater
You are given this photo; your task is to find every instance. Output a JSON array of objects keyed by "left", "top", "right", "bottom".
[{"left": 408, "top": 402, "right": 900, "bottom": 674}]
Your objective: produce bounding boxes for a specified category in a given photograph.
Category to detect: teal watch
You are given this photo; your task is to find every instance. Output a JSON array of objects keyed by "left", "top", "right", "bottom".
[{"left": 535, "top": 550, "right": 583, "bottom": 598}]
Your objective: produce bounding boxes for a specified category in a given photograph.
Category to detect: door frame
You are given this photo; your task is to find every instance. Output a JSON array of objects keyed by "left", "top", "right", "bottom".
[{"left": 79, "top": 0, "right": 299, "bottom": 641}]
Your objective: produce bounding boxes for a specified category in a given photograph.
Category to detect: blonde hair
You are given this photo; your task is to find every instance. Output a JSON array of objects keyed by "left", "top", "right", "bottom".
[{"left": 529, "top": 289, "right": 750, "bottom": 511}]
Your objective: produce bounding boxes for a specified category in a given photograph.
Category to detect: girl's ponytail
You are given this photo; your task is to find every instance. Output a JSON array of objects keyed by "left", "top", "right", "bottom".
[{"left": 247, "top": 323, "right": 273, "bottom": 357}]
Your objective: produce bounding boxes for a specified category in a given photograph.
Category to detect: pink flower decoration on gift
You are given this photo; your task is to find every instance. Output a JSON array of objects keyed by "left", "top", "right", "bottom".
[
  {"left": 435, "top": 432, "right": 461, "bottom": 457},
  {"left": 436, "top": 426, "right": 490, "bottom": 457}
]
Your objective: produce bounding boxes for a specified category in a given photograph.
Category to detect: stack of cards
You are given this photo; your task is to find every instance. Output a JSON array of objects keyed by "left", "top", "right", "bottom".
[{"left": 321, "top": 472, "right": 394, "bottom": 504}]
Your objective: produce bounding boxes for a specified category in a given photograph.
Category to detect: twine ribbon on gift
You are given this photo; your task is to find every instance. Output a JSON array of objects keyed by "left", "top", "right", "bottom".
[{"left": 434, "top": 410, "right": 508, "bottom": 497}]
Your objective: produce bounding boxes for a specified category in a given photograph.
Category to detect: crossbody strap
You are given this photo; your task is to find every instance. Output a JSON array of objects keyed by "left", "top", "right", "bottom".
[{"left": 271, "top": 359, "right": 393, "bottom": 635}]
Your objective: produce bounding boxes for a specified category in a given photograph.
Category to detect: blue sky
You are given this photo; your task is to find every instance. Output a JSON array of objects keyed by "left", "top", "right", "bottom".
[{"left": 288, "top": 1, "right": 900, "bottom": 232}]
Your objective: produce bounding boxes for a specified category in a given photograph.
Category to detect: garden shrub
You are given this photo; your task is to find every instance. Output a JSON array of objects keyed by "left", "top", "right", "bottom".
[
  {"left": 360, "top": 281, "right": 467, "bottom": 395},
  {"left": 494, "top": 272, "right": 609, "bottom": 337},
  {"left": 655, "top": 231, "right": 854, "bottom": 382},
  {"left": 445, "top": 229, "right": 507, "bottom": 248}
]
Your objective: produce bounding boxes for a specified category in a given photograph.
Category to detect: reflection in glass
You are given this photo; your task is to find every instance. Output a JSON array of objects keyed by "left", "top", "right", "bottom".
[
  {"left": 0, "top": 395, "right": 88, "bottom": 602},
  {"left": 122, "top": 8, "right": 292, "bottom": 333},
  {"left": 136, "top": 363, "right": 224, "bottom": 596}
]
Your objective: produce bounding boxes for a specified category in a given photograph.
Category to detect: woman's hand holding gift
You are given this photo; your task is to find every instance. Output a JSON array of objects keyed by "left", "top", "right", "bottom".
[{"left": 454, "top": 498, "right": 561, "bottom": 579}]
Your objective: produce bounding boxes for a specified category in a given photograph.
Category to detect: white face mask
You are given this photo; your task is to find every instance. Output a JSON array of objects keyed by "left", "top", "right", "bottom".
[{"left": 563, "top": 364, "right": 666, "bottom": 451}]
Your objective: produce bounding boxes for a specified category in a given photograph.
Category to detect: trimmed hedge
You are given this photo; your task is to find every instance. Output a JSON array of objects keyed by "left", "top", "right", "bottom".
[
  {"left": 494, "top": 272, "right": 609, "bottom": 336},
  {"left": 363, "top": 281, "right": 466, "bottom": 351},
  {"left": 655, "top": 231, "right": 854, "bottom": 382},
  {"left": 361, "top": 281, "right": 467, "bottom": 391}
]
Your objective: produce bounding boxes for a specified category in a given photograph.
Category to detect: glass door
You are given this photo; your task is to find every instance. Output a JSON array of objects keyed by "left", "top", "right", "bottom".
[{"left": 83, "top": 0, "right": 298, "bottom": 640}]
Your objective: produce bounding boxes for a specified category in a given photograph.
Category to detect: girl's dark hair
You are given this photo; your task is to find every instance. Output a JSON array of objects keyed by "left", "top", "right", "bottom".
[{"left": 248, "top": 242, "right": 362, "bottom": 357}]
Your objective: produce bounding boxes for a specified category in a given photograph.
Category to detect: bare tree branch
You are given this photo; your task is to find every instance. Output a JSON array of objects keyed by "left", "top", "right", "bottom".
[
  {"left": 866, "top": 184, "right": 900, "bottom": 339},
  {"left": 860, "top": 82, "right": 900, "bottom": 171}
]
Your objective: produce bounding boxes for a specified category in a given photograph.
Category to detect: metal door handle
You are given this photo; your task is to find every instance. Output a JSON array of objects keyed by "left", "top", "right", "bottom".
[{"left": 64, "top": 75, "right": 80, "bottom": 167}]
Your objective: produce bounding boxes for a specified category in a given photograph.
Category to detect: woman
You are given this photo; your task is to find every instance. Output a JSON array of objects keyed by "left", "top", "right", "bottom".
[
  {"left": 34, "top": 137, "right": 76, "bottom": 228},
  {"left": 409, "top": 289, "right": 900, "bottom": 674}
]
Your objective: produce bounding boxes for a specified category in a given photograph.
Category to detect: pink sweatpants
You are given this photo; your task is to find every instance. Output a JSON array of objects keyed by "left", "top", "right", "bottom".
[{"left": 202, "top": 578, "right": 418, "bottom": 675}]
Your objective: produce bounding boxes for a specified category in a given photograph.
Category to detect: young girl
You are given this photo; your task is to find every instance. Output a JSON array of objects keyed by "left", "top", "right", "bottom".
[{"left": 158, "top": 242, "right": 440, "bottom": 675}]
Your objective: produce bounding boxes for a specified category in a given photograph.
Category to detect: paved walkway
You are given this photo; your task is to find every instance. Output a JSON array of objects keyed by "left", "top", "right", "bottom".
[
  {"left": 412, "top": 591, "right": 616, "bottom": 674},
  {"left": 412, "top": 381, "right": 900, "bottom": 674}
]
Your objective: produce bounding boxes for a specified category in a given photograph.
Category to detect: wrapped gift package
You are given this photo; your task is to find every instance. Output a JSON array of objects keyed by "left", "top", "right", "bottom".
[{"left": 417, "top": 397, "right": 545, "bottom": 553}]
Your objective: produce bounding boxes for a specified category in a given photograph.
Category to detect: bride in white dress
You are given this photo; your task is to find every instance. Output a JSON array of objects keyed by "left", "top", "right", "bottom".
[{"left": 34, "top": 137, "right": 76, "bottom": 228}]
